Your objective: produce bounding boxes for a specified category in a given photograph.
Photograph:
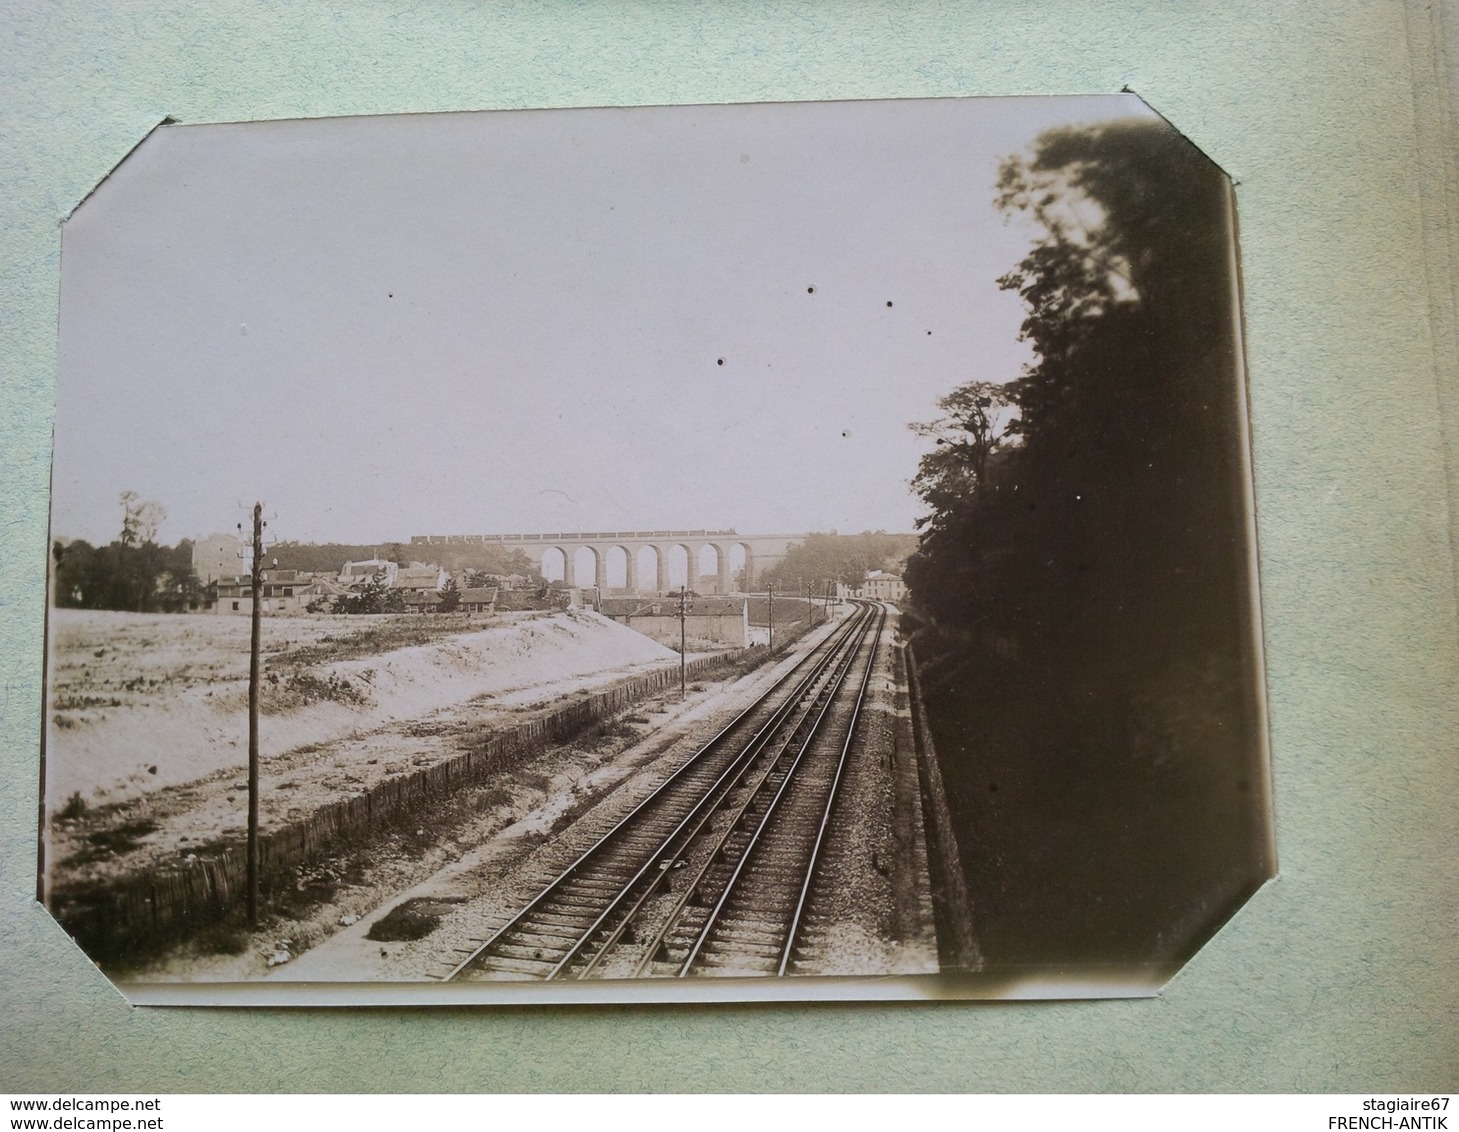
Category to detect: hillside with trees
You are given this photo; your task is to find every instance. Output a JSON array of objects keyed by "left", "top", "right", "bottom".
[
  {"left": 906, "top": 118, "right": 1269, "bottom": 970},
  {"left": 270, "top": 541, "right": 539, "bottom": 579}
]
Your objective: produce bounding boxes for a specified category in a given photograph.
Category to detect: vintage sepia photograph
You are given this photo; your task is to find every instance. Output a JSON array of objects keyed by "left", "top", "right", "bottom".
[{"left": 41, "top": 94, "right": 1273, "bottom": 1002}]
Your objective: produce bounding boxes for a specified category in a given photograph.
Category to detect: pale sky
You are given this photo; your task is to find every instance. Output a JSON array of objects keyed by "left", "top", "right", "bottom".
[{"left": 53, "top": 95, "right": 1156, "bottom": 547}]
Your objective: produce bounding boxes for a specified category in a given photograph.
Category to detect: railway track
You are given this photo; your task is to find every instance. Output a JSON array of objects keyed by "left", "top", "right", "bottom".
[{"left": 440, "top": 600, "right": 887, "bottom": 981}]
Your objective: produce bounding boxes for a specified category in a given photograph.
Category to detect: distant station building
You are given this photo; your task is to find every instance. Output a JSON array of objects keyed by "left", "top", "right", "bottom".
[
  {"left": 599, "top": 595, "right": 750, "bottom": 650},
  {"left": 860, "top": 570, "right": 907, "bottom": 601}
]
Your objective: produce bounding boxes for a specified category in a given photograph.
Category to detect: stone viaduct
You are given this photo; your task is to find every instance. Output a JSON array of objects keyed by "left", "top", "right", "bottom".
[{"left": 409, "top": 530, "right": 803, "bottom": 594}]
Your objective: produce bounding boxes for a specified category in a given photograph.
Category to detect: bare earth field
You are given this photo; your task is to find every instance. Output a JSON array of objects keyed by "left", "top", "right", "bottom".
[
  {"left": 45, "top": 608, "right": 681, "bottom": 812},
  {"left": 43, "top": 606, "right": 935, "bottom": 984},
  {"left": 136, "top": 652, "right": 815, "bottom": 983},
  {"left": 43, "top": 609, "right": 695, "bottom": 894}
]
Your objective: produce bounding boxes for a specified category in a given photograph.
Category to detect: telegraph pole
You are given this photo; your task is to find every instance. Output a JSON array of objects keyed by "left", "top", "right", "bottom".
[
  {"left": 767, "top": 582, "right": 775, "bottom": 651},
  {"left": 678, "top": 585, "right": 689, "bottom": 700},
  {"left": 245, "top": 502, "right": 264, "bottom": 928}
]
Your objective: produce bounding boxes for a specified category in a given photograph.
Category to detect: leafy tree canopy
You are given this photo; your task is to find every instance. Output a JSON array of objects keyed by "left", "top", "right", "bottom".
[{"left": 907, "top": 117, "right": 1249, "bottom": 669}]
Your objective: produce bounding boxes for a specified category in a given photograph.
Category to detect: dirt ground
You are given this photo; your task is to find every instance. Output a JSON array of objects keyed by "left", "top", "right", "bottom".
[
  {"left": 258, "top": 611, "right": 934, "bottom": 985},
  {"left": 43, "top": 608, "right": 695, "bottom": 890},
  {"left": 46, "top": 604, "right": 936, "bottom": 986},
  {"left": 136, "top": 649, "right": 810, "bottom": 984}
]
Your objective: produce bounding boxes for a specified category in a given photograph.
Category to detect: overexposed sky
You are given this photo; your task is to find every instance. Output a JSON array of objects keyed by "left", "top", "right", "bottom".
[{"left": 53, "top": 95, "right": 1156, "bottom": 546}]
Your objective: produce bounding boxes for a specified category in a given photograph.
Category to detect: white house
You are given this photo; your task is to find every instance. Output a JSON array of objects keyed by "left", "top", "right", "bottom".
[{"left": 838, "top": 570, "right": 908, "bottom": 602}]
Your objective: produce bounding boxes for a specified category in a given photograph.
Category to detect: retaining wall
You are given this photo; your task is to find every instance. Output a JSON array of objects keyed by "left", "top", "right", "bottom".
[
  {"left": 50, "top": 648, "right": 763, "bottom": 962},
  {"left": 904, "top": 640, "right": 983, "bottom": 971}
]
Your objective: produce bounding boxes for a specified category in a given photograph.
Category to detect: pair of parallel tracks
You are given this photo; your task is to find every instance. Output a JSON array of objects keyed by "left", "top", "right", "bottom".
[{"left": 439, "top": 599, "right": 887, "bottom": 981}]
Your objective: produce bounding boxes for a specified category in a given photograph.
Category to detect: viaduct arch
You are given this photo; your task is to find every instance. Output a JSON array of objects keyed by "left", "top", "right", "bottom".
[{"left": 409, "top": 530, "right": 803, "bottom": 594}]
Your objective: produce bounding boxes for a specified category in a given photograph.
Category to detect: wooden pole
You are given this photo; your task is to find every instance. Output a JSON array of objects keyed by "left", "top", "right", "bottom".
[
  {"left": 247, "top": 502, "right": 263, "bottom": 927},
  {"left": 679, "top": 585, "right": 687, "bottom": 700}
]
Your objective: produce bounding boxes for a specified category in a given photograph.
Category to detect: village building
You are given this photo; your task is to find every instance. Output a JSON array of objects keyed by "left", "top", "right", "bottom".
[
  {"left": 400, "top": 590, "right": 442, "bottom": 614},
  {"left": 495, "top": 586, "right": 568, "bottom": 613},
  {"left": 392, "top": 564, "right": 448, "bottom": 594},
  {"left": 306, "top": 577, "right": 352, "bottom": 607},
  {"left": 457, "top": 586, "right": 498, "bottom": 613},
  {"left": 191, "top": 532, "right": 250, "bottom": 585},
  {"left": 337, "top": 559, "right": 448, "bottom": 595},
  {"left": 208, "top": 551, "right": 513, "bottom": 615},
  {"left": 339, "top": 558, "right": 399, "bottom": 587},
  {"left": 837, "top": 570, "right": 908, "bottom": 602},
  {"left": 213, "top": 570, "right": 328, "bottom": 615},
  {"left": 860, "top": 570, "right": 907, "bottom": 601}
]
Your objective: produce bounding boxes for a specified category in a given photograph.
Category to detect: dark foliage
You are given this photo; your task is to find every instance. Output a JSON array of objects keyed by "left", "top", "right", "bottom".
[
  {"left": 907, "top": 118, "right": 1268, "bottom": 966},
  {"left": 52, "top": 495, "right": 201, "bottom": 612},
  {"left": 910, "top": 119, "right": 1252, "bottom": 664}
]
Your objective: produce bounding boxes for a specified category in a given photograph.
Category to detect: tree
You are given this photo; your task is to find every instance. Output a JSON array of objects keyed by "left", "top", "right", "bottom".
[
  {"left": 336, "top": 568, "right": 391, "bottom": 614},
  {"left": 52, "top": 496, "right": 198, "bottom": 612},
  {"left": 761, "top": 532, "right": 917, "bottom": 591},
  {"left": 116, "top": 492, "right": 167, "bottom": 612},
  {"left": 52, "top": 539, "right": 112, "bottom": 608},
  {"left": 155, "top": 539, "right": 203, "bottom": 611},
  {"left": 902, "top": 119, "right": 1269, "bottom": 970},
  {"left": 438, "top": 574, "right": 461, "bottom": 613},
  {"left": 502, "top": 549, "right": 537, "bottom": 579},
  {"left": 382, "top": 542, "right": 410, "bottom": 568},
  {"left": 117, "top": 491, "right": 164, "bottom": 549},
  {"left": 908, "top": 116, "right": 1250, "bottom": 671},
  {"left": 910, "top": 381, "right": 1017, "bottom": 522}
]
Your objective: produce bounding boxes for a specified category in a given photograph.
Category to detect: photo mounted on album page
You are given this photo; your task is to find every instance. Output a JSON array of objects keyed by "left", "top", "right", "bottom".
[{"left": 41, "top": 94, "right": 1273, "bottom": 1005}]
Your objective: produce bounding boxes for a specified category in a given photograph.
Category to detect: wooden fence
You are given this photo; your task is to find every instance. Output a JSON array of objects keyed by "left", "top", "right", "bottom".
[{"left": 50, "top": 648, "right": 763, "bottom": 963}]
